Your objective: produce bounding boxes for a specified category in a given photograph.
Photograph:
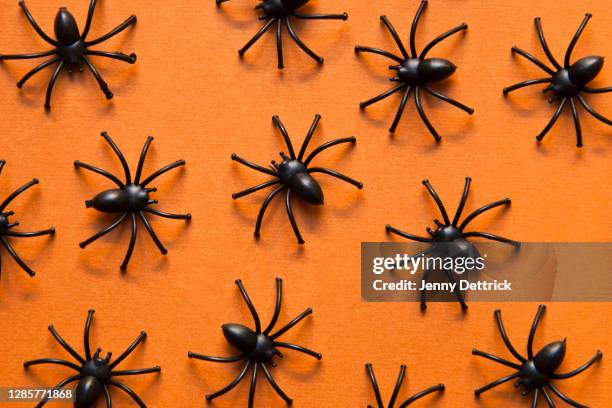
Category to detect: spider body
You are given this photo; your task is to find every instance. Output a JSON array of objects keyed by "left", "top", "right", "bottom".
[
  {"left": 232, "top": 114, "right": 362, "bottom": 244},
  {"left": 504, "top": 14, "right": 612, "bottom": 147},
  {"left": 260, "top": 0, "right": 306, "bottom": 17},
  {"left": 189, "top": 278, "right": 321, "bottom": 407},
  {"left": 0, "top": 0, "right": 137, "bottom": 110},
  {"left": 355, "top": 0, "right": 473, "bottom": 138},
  {"left": 75, "top": 132, "right": 191, "bottom": 271},
  {"left": 24, "top": 310, "right": 160, "bottom": 408},
  {"left": 473, "top": 305, "right": 603, "bottom": 407}
]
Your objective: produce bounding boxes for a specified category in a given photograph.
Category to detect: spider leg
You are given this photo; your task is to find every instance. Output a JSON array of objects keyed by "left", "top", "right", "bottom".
[
  {"left": 420, "top": 268, "right": 431, "bottom": 310},
  {"left": 472, "top": 349, "right": 522, "bottom": 369},
  {"left": 254, "top": 185, "right": 286, "bottom": 239},
  {"left": 458, "top": 198, "right": 511, "bottom": 231},
  {"left": 445, "top": 268, "right": 468, "bottom": 310},
  {"left": 82, "top": 57, "right": 113, "bottom": 100},
  {"left": 23, "top": 358, "right": 81, "bottom": 371},
  {"left": 424, "top": 86, "right": 474, "bottom": 114},
  {"left": 34, "top": 374, "right": 82, "bottom": 408},
  {"left": 248, "top": 363, "right": 258, "bottom": 408},
  {"left": 80, "top": 0, "right": 97, "bottom": 40},
  {"left": 542, "top": 388, "right": 556, "bottom": 407},
  {"left": 536, "top": 98, "right": 567, "bottom": 142},
  {"left": 142, "top": 207, "right": 191, "bottom": 220},
  {"left": 409, "top": 0, "right": 427, "bottom": 57},
  {"left": 270, "top": 307, "right": 313, "bottom": 340},
  {"left": 534, "top": 18, "right": 562, "bottom": 70},
  {"left": 18, "top": 1, "right": 59, "bottom": 46},
  {"left": 85, "top": 50, "right": 137, "bottom": 64},
  {"left": 360, "top": 84, "right": 407, "bottom": 110},
  {"left": 385, "top": 225, "right": 433, "bottom": 242},
  {"left": 106, "top": 380, "right": 146, "bottom": 408},
  {"left": 449, "top": 177, "right": 472, "bottom": 227},
  {"left": 354, "top": 45, "right": 404, "bottom": 64},
  {"left": 79, "top": 213, "right": 128, "bottom": 248},
  {"left": 365, "top": 364, "right": 385, "bottom": 408},
  {"left": 47, "top": 325, "right": 86, "bottom": 364},
  {"left": 110, "top": 366, "right": 161, "bottom": 377},
  {"left": 16, "top": 58, "right": 61, "bottom": 91},
  {"left": 285, "top": 189, "right": 304, "bottom": 244},
  {"left": 551, "top": 350, "right": 603, "bottom": 379},
  {"left": 239, "top": 18, "right": 276, "bottom": 56},
  {"left": 118, "top": 213, "right": 137, "bottom": 271},
  {"left": 109, "top": 331, "right": 146, "bottom": 369},
  {"left": 422, "top": 179, "right": 451, "bottom": 225},
  {"left": 307, "top": 167, "right": 363, "bottom": 189},
  {"left": 273, "top": 341, "right": 322, "bottom": 359},
  {"left": 419, "top": 23, "right": 468, "bottom": 59},
  {"left": 275, "top": 19, "right": 284, "bottom": 69},
  {"left": 83, "top": 309, "right": 94, "bottom": 360},
  {"left": 389, "top": 364, "right": 407, "bottom": 408},
  {"left": 272, "top": 115, "right": 295, "bottom": 158},
  {"left": 74, "top": 160, "right": 125, "bottom": 188},
  {"left": 569, "top": 97, "right": 583, "bottom": 147},
  {"left": 131, "top": 136, "right": 154, "bottom": 185},
  {"left": 493, "top": 309, "right": 527, "bottom": 362},
  {"left": 527, "top": 305, "right": 546, "bottom": 360},
  {"left": 380, "top": 15, "right": 409, "bottom": 59},
  {"left": 4, "top": 227, "right": 54, "bottom": 238},
  {"left": 503, "top": 78, "right": 552, "bottom": 94},
  {"left": 462, "top": 231, "right": 520, "bottom": 247},
  {"left": 0, "top": 178, "right": 39, "bottom": 211},
  {"left": 261, "top": 363, "right": 292, "bottom": 404},
  {"left": 0, "top": 50, "right": 56, "bottom": 60},
  {"left": 206, "top": 361, "right": 252, "bottom": 401},
  {"left": 235, "top": 279, "right": 262, "bottom": 333},
  {"left": 547, "top": 384, "right": 587, "bottom": 408},
  {"left": 103, "top": 385, "right": 111, "bottom": 408},
  {"left": 581, "top": 86, "right": 612, "bottom": 94},
  {"left": 303, "top": 136, "right": 356, "bottom": 166},
  {"left": 414, "top": 86, "right": 441, "bottom": 142},
  {"left": 285, "top": 17, "right": 323, "bottom": 64},
  {"left": 530, "top": 388, "right": 541, "bottom": 408},
  {"left": 231, "top": 154, "right": 278, "bottom": 177},
  {"left": 85, "top": 15, "right": 138, "bottom": 47},
  {"left": 292, "top": 12, "right": 348, "bottom": 21},
  {"left": 233, "top": 180, "right": 281, "bottom": 199},
  {"left": 564, "top": 14, "right": 592, "bottom": 68},
  {"left": 297, "top": 114, "right": 321, "bottom": 161},
  {"left": 188, "top": 351, "right": 244, "bottom": 362},
  {"left": 398, "top": 384, "right": 445, "bottom": 408},
  {"left": 389, "top": 86, "right": 412, "bottom": 133},
  {"left": 576, "top": 94, "right": 612, "bottom": 125},
  {"left": 511, "top": 47, "right": 556, "bottom": 76},
  {"left": 474, "top": 372, "right": 520, "bottom": 396},
  {"left": 138, "top": 211, "right": 167, "bottom": 255},
  {"left": 263, "top": 277, "right": 283, "bottom": 335},
  {"left": 140, "top": 159, "right": 186, "bottom": 187},
  {"left": 0, "top": 236, "right": 36, "bottom": 276}
]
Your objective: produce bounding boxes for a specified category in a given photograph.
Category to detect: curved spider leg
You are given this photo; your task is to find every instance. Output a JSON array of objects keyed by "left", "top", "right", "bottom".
[
  {"left": 206, "top": 361, "right": 252, "bottom": 401},
  {"left": 79, "top": 213, "right": 128, "bottom": 248},
  {"left": 354, "top": 45, "right": 404, "bottom": 64},
  {"left": 133, "top": 136, "right": 153, "bottom": 185},
  {"left": 254, "top": 185, "right": 286, "bottom": 239},
  {"left": 106, "top": 380, "right": 146, "bottom": 408},
  {"left": 493, "top": 309, "right": 527, "bottom": 363},
  {"left": 552, "top": 350, "right": 603, "bottom": 379},
  {"left": 458, "top": 198, "right": 511, "bottom": 232},
  {"left": 419, "top": 23, "right": 468, "bottom": 59},
  {"left": 534, "top": 18, "right": 562, "bottom": 70},
  {"left": 80, "top": 0, "right": 97, "bottom": 40},
  {"left": 420, "top": 267, "right": 431, "bottom": 310},
  {"left": 23, "top": 358, "right": 81, "bottom": 371},
  {"left": 0, "top": 50, "right": 56, "bottom": 61},
  {"left": 142, "top": 207, "right": 191, "bottom": 220},
  {"left": 285, "top": 17, "right": 323, "bottom": 64},
  {"left": 47, "top": 325, "right": 86, "bottom": 364},
  {"left": 296, "top": 114, "right": 322, "bottom": 161},
  {"left": 445, "top": 268, "right": 468, "bottom": 310},
  {"left": 110, "top": 366, "right": 161, "bottom": 376},
  {"left": 84, "top": 14, "right": 138, "bottom": 47},
  {"left": 239, "top": 18, "right": 276, "bottom": 56},
  {"left": 389, "top": 364, "right": 407, "bottom": 408},
  {"left": 385, "top": 225, "right": 433, "bottom": 242},
  {"left": 0, "top": 178, "right": 38, "bottom": 212},
  {"left": 84, "top": 50, "right": 137, "bottom": 64},
  {"left": 527, "top": 305, "right": 546, "bottom": 359},
  {"left": 576, "top": 94, "right": 612, "bottom": 125},
  {"left": 18, "top": 0, "right": 59, "bottom": 46},
  {"left": 74, "top": 160, "right": 125, "bottom": 188},
  {"left": 564, "top": 14, "right": 592, "bottom": 68},
  {"left": 542, "top": 388, "right": 556, "bottom": 407},
  {"left": 303, "top": 136, "right": 356, "bottom": 167},
  {"left": 547, "top": 383, "right": 587, "bottom": 408},
  {"left": 569, "top": 97, "right": 583, "bottom": 147},
  {"left": 270, "top": 307, "right": 313, "bottom": 340},
  {"left": 472, "top": 349, "right": 522, "bottom": 369},
  {"left": 98, "top": 132, "right": 132, "bottom": 184},
  {"left": 119, "top": 213, "right": 137, "bottom": 271},
  {"left": 103, "top": 385, "right": 111, "bottom": 408},
  {"left": 410, "top": 0, "right": 428, "bottom": 57},
  {"left": 380, "top": 15, "right": 409, "bottom": 60},
  {"left": 398, "top": 384, "right": 445, "bottom": 408},
  {"left": 530, "top": 388, "right": 541, "bottom": 408},
  {"left": 34, "top": 374, "right": 82, "bottom": 408},
  {"left": 582, "top": 86, "right": 612, "bottom": 94},
  {"left": 414, "top": 86, "right": 441, "bottom": 142},
  {"left": 263, "top": 277, "right": 283, "bottom": 335},
  {"left": 140, "top": 160, "right": 186, "bottom": 187},
  {"left": 510, "top": 47, "right": 556, "bottom": 76},
  {"left": 82, "top": 57, "right": 113, "bottom": 100},
  {"left": 424, "top": 86, "right": 474, "bottom": 114},
  {"left": 16, "top": 58, "right": 60, "bottom": 89},
  {"left": 261, "top": 363, "right": 292, "bottom": 404},
  {"left": 307, "top": 167, "right": 363, "bottom": 189},
  {"left": 231, "top": 154, "right": 278, "bottom": 177},
  {"left": 474, "top": 372, "right": 520, "bottom": 396},
  {"left": 0, "top": 160, "right": 5, "bottom": 173},
  {"left": 275, "top": 19, "right": 284, "bottom": 69},
  {"left": 109, "top": 331, "right": 146, "bottom": 369},
  {"left": 285, "top": 189, "right": 304, "bottom": 244},
  {"left": 232, "top": 179, "right": 280, "bottom": 199},
  {"left": 462, "top": 232, "right": 520, "bottom": 247},
  {"left": 503, "top": 78, "right": 552, "bottom": 94},
  {"left": 272, "top": 115, "right": 295, "bottom": 158},
  {"left": 360, "top": 84, "right": 407, "bottom": 110},
  {"left": 83, "top": 309, "right": 94, "bottom": 360},
  {"left": 422, "top": 179, "right": 451, "bottom": 225},
  {"left": 138, "top": 211, "right": 167, "bottom": 255},
  {"left": 273, "top": 342, "right": 322, "bottom": 359},
  {"left": 235, "top": 279, "right": 262, "bottom": 333},
  {"left": 188, "top": 352, "right": 244, "bottom": 362},
  {"left": 0, "top": 236, "right": 35, "bottom": 276},
  {"left": 450, "top": 177, "right": 472, "bottom": 227},
  {"left": 536, "top": 97, "right": 567, "bottom": 142},
  {"left": 248, "top": 363, "right": 258, "bottom": 408},
  {"left": 365, "top": 364, "right": 385, "bottom": 408},
  {"left": 292, "top": 12, "right": 348, "bottom": 21},
  {"left": 389, "top": 86, "right": 412, "bottom": 133}
]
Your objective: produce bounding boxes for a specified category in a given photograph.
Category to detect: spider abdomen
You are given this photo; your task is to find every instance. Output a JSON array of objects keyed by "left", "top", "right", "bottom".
[
  {"left": 74, "top": 376, "right": 102, "bottom": 408},
  {"left": 54, "top": 8, "right": 81, "bottom": 45},
  {"left": 291, "top": 173, "right": 323, "bottom": 205},
  {"left": 534, "top": 340, "right": 566, "bottom": 374},
  {"left": 87, "top": 185, "right": 149, "bottom": 213},
  {"left": 568, "top": 55, "right": 604, "bottom": 86}
]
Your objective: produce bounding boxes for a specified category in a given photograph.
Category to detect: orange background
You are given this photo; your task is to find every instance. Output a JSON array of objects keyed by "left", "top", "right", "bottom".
[{"left": 0, "top": 0, "right": 610, "bottom": 406}]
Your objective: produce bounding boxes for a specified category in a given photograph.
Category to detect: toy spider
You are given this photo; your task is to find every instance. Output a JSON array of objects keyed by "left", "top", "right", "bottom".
[
  {"left": 24, "top": 310, "right": 160, "bottom": 408},
  {"left": 232, "top": 114, "right": 362, "bottom": 244},
  {"left": 0, "top": 0, "right": 137, "bottom": 110},
  {"left": 0, "top": 160, "right": 54, "bottom": 278},
  {"left": 355, "top": 0, "right": 473, "bottom": 138},
  {"left": 188, "top": 278, "right": 321, "bottom": 407},
  {"left": 504, "top": 13, "right": 612, "bottom": 147},
  {"left": 366, "top": 363, "right": 445, "bottom": 407},
  {"left": 218, "top": 0, "right": 348, "bottom": 69},
  {"left": 75, "top": 132, "right": 191, "bottom": 271},
  {"left": 473, "top": 305, "right": 603, "bottom": 407},
  {"left": 386, "top": 177, "right": 519, "bottom": 310}
]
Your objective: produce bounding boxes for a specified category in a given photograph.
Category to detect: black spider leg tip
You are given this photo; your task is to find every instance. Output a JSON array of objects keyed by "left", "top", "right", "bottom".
[
  {"left": 366, "top": 363, "right": 445, "bottom": 408},
  {"left": 355, "top": 1, "right": 472, "bottom": 141},
  {"left": 0, "top": 162, "right": 55, "bottom": 278},
  {"left": 235, "top": 1, "right": 347, "bottom": 69},
  {"left": 0, "top": 0, "right": 137, "bottom": 110},
  {"left": 23, "top": 309, "right": 160, "bottom": 408},
  {"left": 188, "top": 278, "right": 321, "bottom": 406},
  {"left": 472, "top": 305, "right": 603, "bottom": 407},
  {"left": 75, "top": 132, "right": 190, "bottom": 272},
  {"left": 231, "top": 114, "right": 362, "bottom": 245}
]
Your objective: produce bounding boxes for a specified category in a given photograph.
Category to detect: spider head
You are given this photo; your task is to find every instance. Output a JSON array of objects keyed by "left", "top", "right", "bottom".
[
  {"left": 54, "top": 7, "right": 81, "bottom": 45},
  {"left": 533, "top": 339, "right": 567, "bottom": 375},
  {"left": 568, "top": 55, "right": 604, "bottom": 86},
  {"left": 432, "top": 225, "right": 463, "bottom": 242}
]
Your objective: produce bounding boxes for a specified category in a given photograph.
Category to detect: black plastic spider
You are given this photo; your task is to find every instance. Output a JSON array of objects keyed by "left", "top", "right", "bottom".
[
  {"left": 386, "top": 177, "right": 519, "bottom": 310},
  {"left": 75, "top": 132, "right": 191, "bottom": 272},
  {"left": 504, "top": 13, "right": 612, "bottom": 147},
  {"left": 188, "top": 278, "right": 321, "bottom": 407},
  {"left": 473, "top": 305, "right": 603, "bottom": 407},
  {"left": 366, "top": 363, "right": 445, "bottom": 407},
  {"left": 355, "top": 0, "right": 473, "bottom": 139},
  {"left": 0, "top": 0, "right": 137, "bottom": 110},
  {"left": 218, "top": 0, "right": 348, "bottom": 69},
  {"left": 232, "top": 114, "right": 362, "bottom": 244},
  {"left": 24, "top": 310, "right": 160, "bottom": 408},
  {"left": 0, "top": 160, "right": 54, "bottom": 278}
]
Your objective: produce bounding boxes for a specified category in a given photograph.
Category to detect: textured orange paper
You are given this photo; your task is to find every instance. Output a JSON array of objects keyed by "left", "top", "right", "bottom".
[{"left": 0, "top": 0, "right": 610, "bottom": 407}]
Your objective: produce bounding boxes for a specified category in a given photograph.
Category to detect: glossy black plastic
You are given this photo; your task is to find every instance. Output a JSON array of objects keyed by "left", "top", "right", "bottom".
[
  {"left": 386, "top": 177, "right": 519, "bottom": 310},
  {"left": 473, "top": 305, "right": 603, "bottom": 406},
  {"left": 356, "top": 0, "right": 473, "bottom": 139},
  {"left": 232, "top": 114, "right": 362, "bottom": 244},
  {"left": 504, "top": 13, "right": 612, "bottom": 147},
  {"left": 188, "top": 278, "right": 321, "bottom": 407},
  {"left": 0, "top": 160, "right": 54, "bottom": 278},
  {"left": 75, "top": 132, "right": 190, "bottom": 271},
  {"left": 0, "top": 0, "right": 137, "bottom": 110},
  {"left": 218, "top": 0, "right": 347, "bottom": 69},
  {"left": 366, "top": 363, "right": 444, "bottom": 407},
  {"left": 24, "top": 309, "right": 160, "bottom": 408}
]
